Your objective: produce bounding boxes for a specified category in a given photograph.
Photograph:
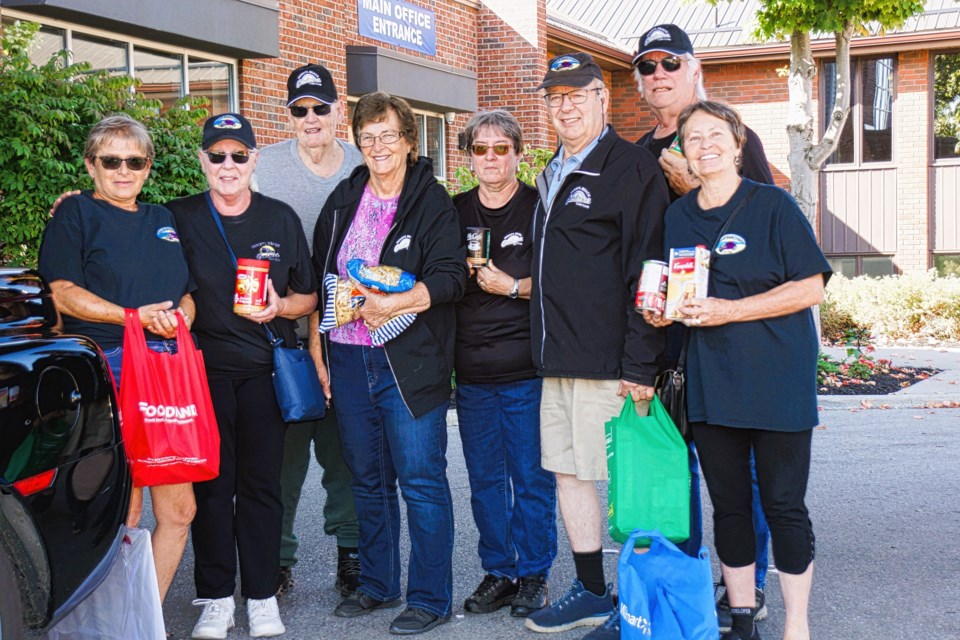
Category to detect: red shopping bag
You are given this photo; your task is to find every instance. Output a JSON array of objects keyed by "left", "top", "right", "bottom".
[{"left": 119, "top": 309, "right": 220, "bottom": 487}]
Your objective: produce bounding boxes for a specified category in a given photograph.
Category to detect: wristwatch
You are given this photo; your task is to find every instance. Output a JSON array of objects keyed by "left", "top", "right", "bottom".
[{"left": 508, "top": 278, "right": 520, "bottom": 299}]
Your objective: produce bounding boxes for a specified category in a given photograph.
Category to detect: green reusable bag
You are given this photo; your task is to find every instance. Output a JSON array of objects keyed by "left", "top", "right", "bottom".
[{"left": 605, "top": 395, "right": 690, "bottom": 545}]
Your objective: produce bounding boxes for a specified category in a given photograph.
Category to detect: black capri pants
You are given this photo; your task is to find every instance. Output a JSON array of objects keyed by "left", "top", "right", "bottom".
[{"left": 693, "top": 423, "right": 815, "bottom": 575}]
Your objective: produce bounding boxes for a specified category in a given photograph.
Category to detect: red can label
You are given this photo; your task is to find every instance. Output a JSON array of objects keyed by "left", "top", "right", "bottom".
[
  {"left": 635, "top": 260, "right": 668, "bottom": 313},
  {"left": 234, "top": 258, "right": 270, "bottom": 314}
]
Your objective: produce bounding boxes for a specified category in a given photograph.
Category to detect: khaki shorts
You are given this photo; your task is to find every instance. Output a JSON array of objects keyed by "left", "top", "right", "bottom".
[{"left": 540, "top": 377, "right": 648, "bottom": 481}]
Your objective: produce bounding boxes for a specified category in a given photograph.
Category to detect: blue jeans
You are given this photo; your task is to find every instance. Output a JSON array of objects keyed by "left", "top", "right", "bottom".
[
  {"left": 676, "top": 442, "right": 704, "bottom": 558},
  {"left": 329, "top": 343, "right": 454, "bottom": 617},
  {"left": 751, "top": 450, "right": 771, "bottom": 589},
  {"left": 103, "top": 339, "right": 178, "bottom": 387},
  {"left": 456, "top": 379, "right": 557, "bottom": 579}
]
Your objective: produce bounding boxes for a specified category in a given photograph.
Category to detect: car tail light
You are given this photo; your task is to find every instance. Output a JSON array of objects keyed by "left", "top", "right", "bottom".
[{"left": 12, "top": 469, "right": 57, "bottom": 496}]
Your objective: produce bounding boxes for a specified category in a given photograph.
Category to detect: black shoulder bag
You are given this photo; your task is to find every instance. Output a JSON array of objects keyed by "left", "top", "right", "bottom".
[
  {"left": 655, "top": 184, "right": 758, "bottom": 441},
  {"left": 205, "top": 193, "right": 326, "bottom": 423}
]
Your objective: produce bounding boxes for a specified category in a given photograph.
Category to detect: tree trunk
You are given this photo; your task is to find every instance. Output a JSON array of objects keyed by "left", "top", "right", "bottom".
[{"left": 785, "top": 30, "right": 818, "bottom": 226}]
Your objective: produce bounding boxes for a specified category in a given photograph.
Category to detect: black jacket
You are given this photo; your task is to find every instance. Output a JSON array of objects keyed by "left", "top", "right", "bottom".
[
  {"left": 313, "top": 157, "right": 467, "bottom": 418},
  {"left": 532, "top": 126, "right": 667, "bottom": 386}
]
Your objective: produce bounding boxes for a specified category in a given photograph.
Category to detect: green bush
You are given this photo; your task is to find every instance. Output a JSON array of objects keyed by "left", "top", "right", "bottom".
[
  {"left": 822, "top": 271, "right": 960, "bottom": 343},
  {"left": 446, "top": 146, "right": 554, "bottom": 195},
  {"left": 0, "top": 20, "right": 208, "bottom": 267}
]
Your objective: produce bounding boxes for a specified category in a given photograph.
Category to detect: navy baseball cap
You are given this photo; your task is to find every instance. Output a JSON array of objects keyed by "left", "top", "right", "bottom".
[
  {"left": 536, "top": 52, "right": 604, "bottom": 90},
  {"left": 287, "top": 63, "right": 337, "bottom": 106},
  {"left": 202, "top": 113, "right": 257, "bottom": 150},
  {"left": 632, "top": 24, "right": 695, "bottom": 66}
]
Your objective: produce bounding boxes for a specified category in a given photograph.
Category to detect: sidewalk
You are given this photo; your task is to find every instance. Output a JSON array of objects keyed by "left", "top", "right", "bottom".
[{"left": 818, "top": 347, "right": 960, "bottom": 410}]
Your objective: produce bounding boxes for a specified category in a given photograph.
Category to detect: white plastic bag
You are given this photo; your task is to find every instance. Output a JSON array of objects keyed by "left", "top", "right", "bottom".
[{"left": 47, "top": 527, "right": 165, "bottom": 639}]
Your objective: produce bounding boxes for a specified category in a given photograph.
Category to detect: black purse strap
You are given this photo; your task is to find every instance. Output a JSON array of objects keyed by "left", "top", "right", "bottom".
[
  {"left": 205, "top": 192, "right": 282, "bottom": 347},
  {"left": 675, "top": 183, "right": 759, "bottom": 370}
]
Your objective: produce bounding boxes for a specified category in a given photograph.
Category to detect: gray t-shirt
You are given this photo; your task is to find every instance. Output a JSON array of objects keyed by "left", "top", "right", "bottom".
[{"left": 254, "top": 138, "right": 364, "bottom": 241}]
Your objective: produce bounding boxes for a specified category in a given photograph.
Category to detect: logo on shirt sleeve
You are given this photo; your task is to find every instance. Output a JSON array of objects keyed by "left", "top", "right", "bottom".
[
  {"left": 501, "top": 232, "right": 524, "bottom": 248},
  {"left": 156, "top": 227, "right": 180, "bottom": 242},
  {"left": 565, "top": 186, "right": 592, "bottom": 209},
  {"left": 715, "top": 234, "right": 746, "bottom": 255},
  {"left": 393, "top": 235, "right": 412, "bottom": 253}
]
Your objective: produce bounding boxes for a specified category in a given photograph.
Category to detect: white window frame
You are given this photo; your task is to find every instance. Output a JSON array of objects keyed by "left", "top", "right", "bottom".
[{"left": 2, "top": 9, "right": 239, "bottom": 111}]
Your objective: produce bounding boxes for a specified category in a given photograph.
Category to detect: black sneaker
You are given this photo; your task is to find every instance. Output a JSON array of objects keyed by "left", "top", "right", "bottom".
[
  {"left": 581, "top": 609, "right": 620, "bottom": 639},
  {"left": 335, "top": 547, "right": 361, "bottom": 596},
  {"left": 716, "top": 585, "right": 767, "bottom": 632},
  {"left": 389, "top": 607, "right": 451, "bottom": 635},
  {"left": 334, "top": 592, "right": 402, "bottom": 618},
  {"left": 275, "top": 566, "right": 294, "bottom": 597},
  {"left": 510, "top": 574, "right": 548, "bottom": 618},
  {"left": 721, "top": 627, "right": 761, "bottom": 640},
  {"left": 464, "top": 574, "right": 518, "bottom": 614}
]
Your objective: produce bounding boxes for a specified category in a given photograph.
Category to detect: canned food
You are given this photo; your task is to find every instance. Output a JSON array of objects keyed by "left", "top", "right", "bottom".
[
  {"left": 635, "top": 260, "right": 668, "bottom": 313},
  {"left": 466, "top": 227, "right": 491, "bottom": 268},
  {"left": 234, "top": 258, "right": 270, "bottom": 315}
]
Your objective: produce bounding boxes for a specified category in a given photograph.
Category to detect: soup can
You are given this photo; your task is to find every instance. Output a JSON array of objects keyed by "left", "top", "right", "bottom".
[
  {"left": 466, "top": 227, "right": 491, "bottom": 268},
  {"left": 234, "top": 258, "right": 270, "bottom": 314},
  {"left": 635, "top": 259, "right": 668, "bottom": 313}
]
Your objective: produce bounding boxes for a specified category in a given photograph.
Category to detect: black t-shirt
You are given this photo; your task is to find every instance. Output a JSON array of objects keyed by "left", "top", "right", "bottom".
[
  {"left": 453, "top": 184, "right": 537, "bottom": 384},
  {"left": 166, "top": 192, "right": 317, "bottom": 379},
  {"left": 637, "top": 126, "right": 774, "bottom": 202},
  {"left": 38, "top": 191, "right": 193, "bottom": 349},
  {"left": 664, "top": 179, "right": 832, "bottom": 431}
]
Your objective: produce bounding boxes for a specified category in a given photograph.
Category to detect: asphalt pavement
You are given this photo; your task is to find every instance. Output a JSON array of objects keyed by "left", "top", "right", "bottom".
[{"left": 147, "top": 347, "right": 960, "bottom": 639}]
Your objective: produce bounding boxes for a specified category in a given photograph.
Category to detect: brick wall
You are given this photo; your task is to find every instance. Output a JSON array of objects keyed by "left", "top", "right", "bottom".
[{"left": 894, "top": 49, "right": 931, "bottom": 272}]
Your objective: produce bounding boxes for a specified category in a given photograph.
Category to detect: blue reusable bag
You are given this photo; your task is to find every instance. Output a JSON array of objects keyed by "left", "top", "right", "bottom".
[{"left": 618, "top": 529, "right": 719, "bottom": 640}]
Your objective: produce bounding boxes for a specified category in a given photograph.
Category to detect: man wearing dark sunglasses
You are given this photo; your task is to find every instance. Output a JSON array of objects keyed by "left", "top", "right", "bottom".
[
  {"left": 254, "top": 63, "right": 363, "bottom": 603},
  {"left": 633, "top": 23, "right": 774, "bottom": 201},
  {"left": 632, "top": 23, "right": 776, "bottom": 640}
]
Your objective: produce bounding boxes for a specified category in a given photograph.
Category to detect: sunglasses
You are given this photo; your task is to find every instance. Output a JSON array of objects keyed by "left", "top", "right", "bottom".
[
  {"left": 289, "top": 103, "right": 331, "bottom": 118},
  {"left": 96, "top": 156, "right": 149, "bottom": 171},
  {"left": 471, "top": 143, "right": 512, "bottom": 156},
  {"left": 205, "top": 151, "right": 252, "bottom": 164},
  {"left": 636, "top": 56, "right": 684, "bottom": 76}
]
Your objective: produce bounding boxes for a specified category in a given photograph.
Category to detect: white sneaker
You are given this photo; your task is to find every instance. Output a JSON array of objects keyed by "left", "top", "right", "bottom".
[
  {"left": 248, "top": 596, "right": 285, "bottom": 638},
  {"left": 191, "top": 597, "right": 236, "bottom": 639}
]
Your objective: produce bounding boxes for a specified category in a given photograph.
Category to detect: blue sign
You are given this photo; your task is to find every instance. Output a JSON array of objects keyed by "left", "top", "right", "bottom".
[{"left": 357, "top": 0, "right": 436, "bottom": 57}]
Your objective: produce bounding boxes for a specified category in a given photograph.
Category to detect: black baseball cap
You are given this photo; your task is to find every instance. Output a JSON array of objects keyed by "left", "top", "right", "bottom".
[
  {"left": 536, "top": 52, "right": 604, "bottom": 90},
  {"left": 287, "top": 63, "right": 337, "bottom": 107},
  {"left": 632, "top": 24, "right": 695, "bottom": 66},
  {"left": 202, "top": 113, "right": 257, "bottom": 150}
]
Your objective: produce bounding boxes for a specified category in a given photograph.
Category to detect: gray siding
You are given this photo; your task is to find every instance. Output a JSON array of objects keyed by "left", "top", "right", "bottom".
[
  {"left": 821, "top": 168, "right": 898, "bottom": 253},
  {"left": 934, "top": 164, "right": 960, "bottom": 252}
]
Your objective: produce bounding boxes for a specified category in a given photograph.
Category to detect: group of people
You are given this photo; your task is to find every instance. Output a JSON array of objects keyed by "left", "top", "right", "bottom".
[{"left": 36, "top": 22, "right": 829, "bottom": 640}]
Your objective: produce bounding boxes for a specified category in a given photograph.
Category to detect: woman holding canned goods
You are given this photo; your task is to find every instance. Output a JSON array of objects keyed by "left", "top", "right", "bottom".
[
  {"left": 452, "top": 110, "right": 557, "bottom": 620},
  {"left": 643, "top": 101, "right": 831, "bottom": 640},
  {"left": 39, "top": 114, "right": 197, "bottom": 605},
  {"left": 167, "top": 113, "right": 317, "bottom": 639},
  {"left": 311, "top": 92, "right": 466, "bottom": 635}
]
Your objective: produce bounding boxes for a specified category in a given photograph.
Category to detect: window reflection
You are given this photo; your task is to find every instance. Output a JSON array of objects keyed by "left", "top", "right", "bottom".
[
  {"left": 934, "top": 53, "right": 960, "bottom": 160},
  {"left": 189, "top": 58, "right": 231, "bottom": 114},
  {"left": 72, "top": 32, "right": 127, "bottom": 76},
  {"left": 135, "top": 47, "right": 183, "bottom": 111}
]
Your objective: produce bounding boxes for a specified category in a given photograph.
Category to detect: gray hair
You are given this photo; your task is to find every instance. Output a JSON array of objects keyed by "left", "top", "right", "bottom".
[
  {"left": 462, "top": 109, "right": 524, "bottom": 153},
  {"left": 83, "top": 114, "right": 155, "bottom": 160},
  {"left": 633, "top": 54, "right": 707, "bottom": 101}
]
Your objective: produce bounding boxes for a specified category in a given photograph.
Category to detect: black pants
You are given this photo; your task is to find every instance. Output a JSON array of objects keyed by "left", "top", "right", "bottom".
[
  {"left": 693, "top": 423, "right": 815, "bottom": 575},
  {"left": 192, "top": 372, "right": 287, "bottom": 599}
]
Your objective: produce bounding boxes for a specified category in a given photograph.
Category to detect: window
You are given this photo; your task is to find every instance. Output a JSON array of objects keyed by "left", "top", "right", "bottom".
[
  {"left": 935, "top": 254, "right": 960, "bottom": 277},
  {"left": 934, "top": 53, "right": 960, "bottom": 160},
  {"left": 823, "top": 57, "right": 895, "bottom": 165},
  {"left": 1, "top": 13, "right": 236, "bottom": 112},
  {"left": 827, "top": 255, "right": 895, "bottom": 278}
]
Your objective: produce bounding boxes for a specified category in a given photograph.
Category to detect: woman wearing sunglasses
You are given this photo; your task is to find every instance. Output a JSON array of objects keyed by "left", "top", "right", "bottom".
[
  {"left": 165, "top": 112, "right": 318, "bottom": 639},
  {"left": 451, "top": 110, "right": 556, "bottom": 621},
  {"left": 38, "top": 114, "right": 197, "bottom": 606}
]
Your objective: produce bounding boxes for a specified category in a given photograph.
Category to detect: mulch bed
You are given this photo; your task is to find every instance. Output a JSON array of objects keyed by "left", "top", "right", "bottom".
[{"left": 818, "top": 365, "right": 941, "bottom": 395}]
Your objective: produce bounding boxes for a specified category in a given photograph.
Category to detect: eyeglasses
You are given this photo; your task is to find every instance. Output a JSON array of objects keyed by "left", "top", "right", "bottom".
[
  {"left": 289, "top": 103, "right": 331, "bottom": 118},
  {"left": 96, "top": 156, "right": 149, "bottom": 171},
  {"left": 357, "top": 130, "right": 404, "bottom": 148},
  {"left": 471, "top": 143, "right": 512, "bottom": 156},
  {"left": 635, "top": 56, "right": 684, "bottom": 76},
  {"left": 543, "top": 87, "right": 602, "bottom": 109},
  {"left": 205, "top": 151, "right": 253, "bottom": 164}
]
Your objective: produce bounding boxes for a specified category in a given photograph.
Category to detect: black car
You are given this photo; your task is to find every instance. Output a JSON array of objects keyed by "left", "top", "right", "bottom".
[{"left": 0, "top": 268, "right": 131, "bottom": 638}]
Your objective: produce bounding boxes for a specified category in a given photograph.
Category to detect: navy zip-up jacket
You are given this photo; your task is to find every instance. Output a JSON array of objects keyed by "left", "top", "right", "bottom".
[
  {"left": 532, "top": 126, "right": 668, "bottom": 386},
  {"left": 313, "top": 157, "right": 467, "bottom": 418}
]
